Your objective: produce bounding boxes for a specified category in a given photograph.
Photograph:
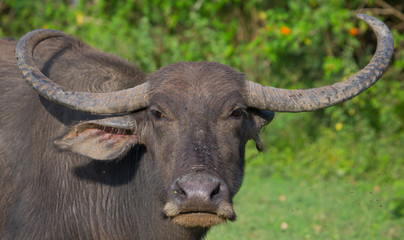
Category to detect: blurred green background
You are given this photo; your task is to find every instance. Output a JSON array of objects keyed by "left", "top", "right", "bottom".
[{"left": 1, "top": 0, "right": 403, "bottom": 239}]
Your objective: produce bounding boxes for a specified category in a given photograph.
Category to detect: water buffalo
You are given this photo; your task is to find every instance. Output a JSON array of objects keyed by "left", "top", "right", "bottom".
[{"left": 0, "top": 14, "right": 393, "bottom": 239}]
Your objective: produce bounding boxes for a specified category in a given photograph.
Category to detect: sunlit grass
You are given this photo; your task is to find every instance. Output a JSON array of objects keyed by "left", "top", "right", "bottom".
[{"left": 206, "top": 167, "right": 403, "bottom": 240}]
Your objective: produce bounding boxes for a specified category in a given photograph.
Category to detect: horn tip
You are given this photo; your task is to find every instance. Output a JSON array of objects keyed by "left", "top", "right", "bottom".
[{"left": 355, "top": 13, "right": 381, "bottom": 24}]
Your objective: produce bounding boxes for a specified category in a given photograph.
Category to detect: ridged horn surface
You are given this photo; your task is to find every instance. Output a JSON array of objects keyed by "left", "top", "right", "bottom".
[
  {"left": 245, "top": 14, "right": 394, "bottom": 112},
  {"left": 15, "top": 29, "right": 149, "bottom": 114}
]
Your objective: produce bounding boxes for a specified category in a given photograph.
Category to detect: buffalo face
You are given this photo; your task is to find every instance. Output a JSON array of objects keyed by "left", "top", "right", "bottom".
[
  {"left": 55, "top": 61, "right": 274, "bottom": 228},
  {"left": 145, "top": 62, "right": 274, "bottom": 227}
]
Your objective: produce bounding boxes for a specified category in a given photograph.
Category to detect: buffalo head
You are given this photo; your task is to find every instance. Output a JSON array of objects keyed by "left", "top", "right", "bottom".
[{"left": 13, "top": 14, "right": 393, "bottom": 229}]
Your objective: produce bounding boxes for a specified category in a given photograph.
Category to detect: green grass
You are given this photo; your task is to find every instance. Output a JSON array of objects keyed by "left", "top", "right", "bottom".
[{"left": 206, "top": 167, "right": 404, "bottom": 240}]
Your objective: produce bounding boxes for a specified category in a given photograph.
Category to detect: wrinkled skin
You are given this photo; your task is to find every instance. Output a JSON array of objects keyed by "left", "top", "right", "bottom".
[{"left": 0, "top": 37, "right": 273, "bottom": 239}]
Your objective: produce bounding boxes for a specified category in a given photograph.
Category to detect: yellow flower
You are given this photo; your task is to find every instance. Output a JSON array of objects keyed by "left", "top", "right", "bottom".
[
  {"left": 279, "top": 26, "right": 291, "bottom": 35},
  {"left": 335, "top": 122, "right": 343, "bottom": 131},
  {"left": 76, "top": 12, "right": 84, "bottom": 26},
  {"left": 258, "top": 11, "right": 267, "bottom": 21}
]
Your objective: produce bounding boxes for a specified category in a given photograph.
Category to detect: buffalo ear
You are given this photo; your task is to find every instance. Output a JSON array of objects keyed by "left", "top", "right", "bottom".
[
  {"left": 249, "top": 109, "right": 275, "bottom": 151},
  {"left": 55, "top": 116, "right": 140, "bottom": 160},
  {"left": 252, "top": 109, "right": 275, "bottom": 130}
]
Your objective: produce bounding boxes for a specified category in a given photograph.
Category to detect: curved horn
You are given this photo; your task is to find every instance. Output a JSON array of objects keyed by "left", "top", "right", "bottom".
[
  {"left": 245, "top": 14, "right": 394, "bottom": 112},
  {"left": 15, "top": 29, "right": 149, "bottom": 114}
]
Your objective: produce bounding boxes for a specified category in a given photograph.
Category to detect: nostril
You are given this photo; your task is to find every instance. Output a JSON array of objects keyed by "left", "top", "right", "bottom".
[
  {"left": 210, "top": 185, "right": 221, "bottom": 200},
  {"left": 173, "top": 182, "right": 187, "bottom": 200}
]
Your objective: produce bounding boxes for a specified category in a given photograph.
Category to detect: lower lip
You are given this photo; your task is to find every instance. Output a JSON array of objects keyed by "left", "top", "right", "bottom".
[{"left": 171, "top": 212, "right": 227, "bottom": 228}]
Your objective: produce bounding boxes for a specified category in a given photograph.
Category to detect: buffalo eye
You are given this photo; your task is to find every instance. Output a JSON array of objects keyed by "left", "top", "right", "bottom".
[
  {"left": 231, "top": 108, "right": 243, "bottom": 118},
  {"left": 151, "top": 109, "right": 164, "bottom": 119}
]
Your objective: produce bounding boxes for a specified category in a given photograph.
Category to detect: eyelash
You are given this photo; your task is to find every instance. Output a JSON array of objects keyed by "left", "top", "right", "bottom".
[
  {"left": 151, "top": 109, "right": 164, "bottom": 119},
  {"left": 230, "top": 108, "right": 244, "bottom": 118}
]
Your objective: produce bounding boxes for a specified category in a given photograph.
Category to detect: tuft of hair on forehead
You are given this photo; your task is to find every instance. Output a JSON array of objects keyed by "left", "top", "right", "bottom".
[
  {"left": 146, "top": 61, "right": 249, "bottom": 119},
  {"left": 148, "top": 61, "right": 246, "bottom": 91}
]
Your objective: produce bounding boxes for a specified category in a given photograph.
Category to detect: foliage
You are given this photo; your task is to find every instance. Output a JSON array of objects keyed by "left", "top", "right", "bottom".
[{"left": 1, "top": 0, "right": 403, "bottom": 234}]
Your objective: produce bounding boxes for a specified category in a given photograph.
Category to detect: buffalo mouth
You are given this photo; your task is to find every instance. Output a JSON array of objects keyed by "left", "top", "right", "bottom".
[
  {"left": 164, "top": 202, "right": 236, "bottom": 228},
  {"left": 171, "top": 212, "right": 227, "bottom": 228}
]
